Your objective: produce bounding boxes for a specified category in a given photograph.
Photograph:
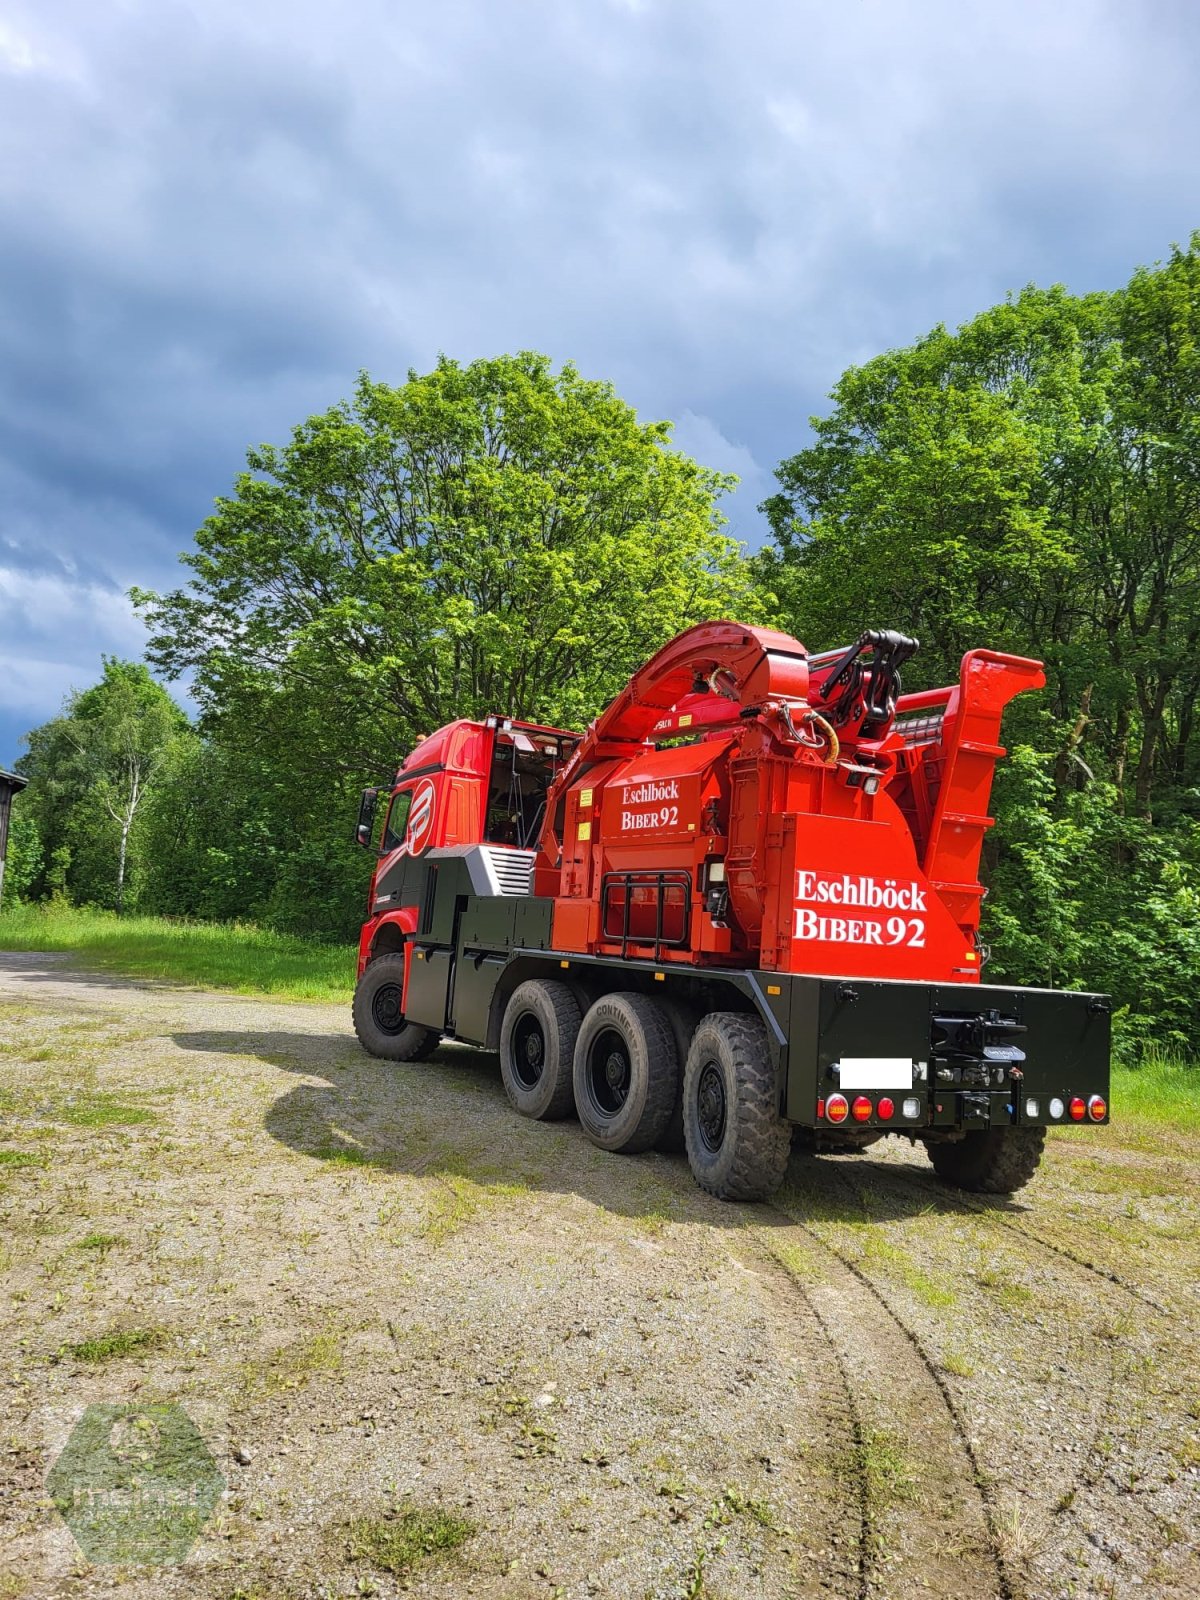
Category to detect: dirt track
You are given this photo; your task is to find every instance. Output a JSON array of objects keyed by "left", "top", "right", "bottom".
[{"left": 0, "top": 953, "right": 1197, "bottom": 1600}]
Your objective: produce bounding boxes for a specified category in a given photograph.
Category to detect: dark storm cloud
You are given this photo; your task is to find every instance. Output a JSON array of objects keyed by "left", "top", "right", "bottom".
[{"left": 1, "top": 0, "right": 1199, "bottom": 761}]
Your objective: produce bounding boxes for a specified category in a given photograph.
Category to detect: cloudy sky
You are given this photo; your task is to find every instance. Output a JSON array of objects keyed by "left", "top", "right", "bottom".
[{"left": 1, "top": 0, "right": 1198, "bottom": 765}]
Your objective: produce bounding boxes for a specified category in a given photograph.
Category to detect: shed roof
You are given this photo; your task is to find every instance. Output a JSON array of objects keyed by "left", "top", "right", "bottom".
[{"left": 0, "top": 767, "right": 29, "bottom": 793}]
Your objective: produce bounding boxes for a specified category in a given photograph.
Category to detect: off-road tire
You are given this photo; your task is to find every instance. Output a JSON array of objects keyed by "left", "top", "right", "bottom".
[
  {"left": 573, "top": 993, "right": 679, "bottom": 1154},
  {"left": 655, "top": 997, "right": 700, "bottom": 1153},
  {"left": 499, "top": 979, "right": 581, "bottom": 1121},
  {"left": 924, "top": 1127, "right": 1046, "bottom": 1194},
  {"left": 683, "top": 1014, "right": 790, "bottom": 1201},
  {"left": 352, "top": 953, "right": 441, "bottom": 1062}
]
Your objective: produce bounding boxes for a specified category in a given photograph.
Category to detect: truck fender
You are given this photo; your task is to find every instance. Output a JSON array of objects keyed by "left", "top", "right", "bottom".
[{"left": 357, "top": 908, "right": 419, "bottom": 979}]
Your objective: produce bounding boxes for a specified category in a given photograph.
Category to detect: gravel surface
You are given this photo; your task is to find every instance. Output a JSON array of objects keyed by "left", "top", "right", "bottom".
[{"left": 0, "top": 953, "right": 1196, "bottom": 1600}]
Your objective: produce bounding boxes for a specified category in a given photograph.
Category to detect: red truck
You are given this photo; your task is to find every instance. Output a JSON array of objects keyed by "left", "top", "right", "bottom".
[{"left": 352, "top": 622, "right": 1110, "bottom": 1201}]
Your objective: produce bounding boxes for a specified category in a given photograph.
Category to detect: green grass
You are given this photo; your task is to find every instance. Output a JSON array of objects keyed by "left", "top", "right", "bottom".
[
  {"left": 62, "top": 1326, "right": 168, "bottom": 1363},
  {"left": 1110, "top": 1057, "right": 1200, "bottom": 1135},
  {"left": 0, "top": 904, "right": 355, "bottom": 1002},
  {"left": 0, "top": 1149, "right": 47, "bottom": 1169},
  {"left": 344, "top": 1507, "right": 474, "bottom": 1576}
]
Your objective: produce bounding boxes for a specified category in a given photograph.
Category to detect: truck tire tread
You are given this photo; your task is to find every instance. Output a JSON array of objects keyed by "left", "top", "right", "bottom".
[
  {"left": 499, "top": 979, "right": 581, "bottom": 1121},
  {"left": 684, "top": 1014, "right": 790, "bottom": 1202},
  {"left": 925, "top": 1126, "right": 1045, "bottom": 1193},
  {"left": 573, "top": 992, "right": 678, "bottom": 1154},
  {"left": 352, "top": 952, "right": 441, "bottom": 1062}
]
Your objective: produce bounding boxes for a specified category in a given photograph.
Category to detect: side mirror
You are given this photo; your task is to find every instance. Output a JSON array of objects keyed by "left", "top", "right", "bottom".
[{"left": 355, "top": 788, "right": 379, "bottom": 849}]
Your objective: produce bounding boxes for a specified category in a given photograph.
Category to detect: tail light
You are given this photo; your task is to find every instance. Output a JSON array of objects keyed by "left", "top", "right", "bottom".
[
  {"left": 876, "top": 1097, "right": 895, "bottom": 1121},
  {"left": 1068, "top": 1097, "right": 1086, "bottom": 1122},
  {"left": 901, "top": 1096, "right": 921, "bottom": 1119},
  {"left": 1087, "top": 1094, "right": 1107, "bottom": 1122},
  {"left": 851, "top": 1095, "right": 873, "bottom": 1122},
  {"left": 826, "top": 1093, "right": 849, "bottom": 1124}
]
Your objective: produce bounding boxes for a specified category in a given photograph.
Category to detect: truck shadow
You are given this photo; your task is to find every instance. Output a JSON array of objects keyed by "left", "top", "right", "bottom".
[{"left": 171, "top": 1029, "right": 1009, "bottom": 1229}]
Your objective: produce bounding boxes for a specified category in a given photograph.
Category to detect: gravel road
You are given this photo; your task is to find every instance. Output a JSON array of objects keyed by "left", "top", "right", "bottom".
[{"left": 0, "top": 954, "right": 1196, "bottom": 1600}]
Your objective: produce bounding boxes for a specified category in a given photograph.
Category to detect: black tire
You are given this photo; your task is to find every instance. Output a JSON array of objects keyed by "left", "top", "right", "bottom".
[
  {"left": 923, "top": 1127, "right": 1046, "bottom": 1194},
  {"left": 683, "top": 1014, "right": 790, "bottom": 1201},
  {"left": 499, "top": 979, "right": 581, "bottom": 1121},
  {"left": 655, "top": 997, "right": 700, "bottom": 1153},
  {"left": 352, "top": 953, "right": 441, "bottom": 1062},
  {"left": 573, "top": 993, "right": 679, "bottom": 1154}
]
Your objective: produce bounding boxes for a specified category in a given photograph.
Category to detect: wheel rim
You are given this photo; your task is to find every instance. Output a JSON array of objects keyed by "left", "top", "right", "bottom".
[
  {"left": 512, "top": 1012, "right": 547, "bottom": 1091},
  {"left": 371, "top": 983, "right": 406, "bottom": 1035},
  {"left": 585, "top": 1027, "right": 631, "bottom": 1118},
  {"left": 696, "top": 1061, "right": 727, "bottom": 1153}
]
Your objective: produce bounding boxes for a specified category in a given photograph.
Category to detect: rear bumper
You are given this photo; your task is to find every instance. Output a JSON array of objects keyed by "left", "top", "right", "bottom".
[{"left": 769, "top": 974, "right": 1111, "bottom": 1133}]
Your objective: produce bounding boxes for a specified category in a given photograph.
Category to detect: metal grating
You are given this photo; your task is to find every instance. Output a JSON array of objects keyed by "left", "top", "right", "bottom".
[{"left": 482, "top": 846, "right": 536, "bottom": 896}]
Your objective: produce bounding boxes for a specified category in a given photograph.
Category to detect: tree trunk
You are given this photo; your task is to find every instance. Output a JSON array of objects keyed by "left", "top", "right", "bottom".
[{"left": 116, "top": 813, "right": 131, "bottom": 915}]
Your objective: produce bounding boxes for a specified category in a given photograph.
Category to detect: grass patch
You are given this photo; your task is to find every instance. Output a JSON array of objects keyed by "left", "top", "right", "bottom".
[
  {"left": 976, "top": 1263, "right": 1033, "bottom": 1312},
  {"left": 56, "top": 1093, "right": 156, "bottom": 1128},
  {"left": 75, "top": 1231, "right": 124, "bottom": 1256},
  {"left": 344, "top": 1506, "right": 474, "bottom": 1576},
  {"left": 422, "top": 1167, "right": 527, "bottom": 1246},
  {"left": 940, "top": 1349, "right": 976, "bottom": 1378},
  {"left": 860, "top": 1228, "right": 957, "bottom": 1308},
  {"left": 1109, "top": 1057, "right": 1200, "bottom": 1136},
  {"left": 63, "top": 1326, "right": 168, "bottom": 1363},
  {"left": 0, "top": 1149, "right": 47, "bottom": 1169},
  {"left": 241, "top": 1331, "right": 343, "bottom": 1393},
  {"left": 0, "top": 904, "right": 354, "bottom": 1002}
]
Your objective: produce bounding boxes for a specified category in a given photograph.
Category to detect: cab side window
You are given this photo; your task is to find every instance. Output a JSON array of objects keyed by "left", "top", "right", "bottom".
[{"left": 382, "top": 791, "right": 411, "bottom": 852}]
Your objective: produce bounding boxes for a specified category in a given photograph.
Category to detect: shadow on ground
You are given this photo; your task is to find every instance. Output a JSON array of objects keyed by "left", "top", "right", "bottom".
[{"left": 170, "top": 1027, "right": 1005, "bottom": 1229}]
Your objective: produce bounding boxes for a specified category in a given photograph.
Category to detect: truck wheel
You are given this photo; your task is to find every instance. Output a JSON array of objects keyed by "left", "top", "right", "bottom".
[
  {"left": 499, "top": 980, "right": 581, "bottom": 1121},
  {"left": 352, "top": 953, "right": 441, "bottom": 1062},
  {"left": 923, "top": 1127, "right": 1046, "bottom": 1194},
  {"left": 683, "top": 1014, "right": 790, "bottom": 1202},
  {"left": 655, "top": 997, "right": 700, "bottom": 1153},
  {"left": 573, "top": 993, "right": 678, "bottom": 1154}
]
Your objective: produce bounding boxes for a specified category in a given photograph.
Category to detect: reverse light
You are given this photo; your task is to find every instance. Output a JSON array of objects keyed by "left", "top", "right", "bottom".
[
  {"left": 826, "top": 1093, "right": 849, "bottom": 1124},
  {"left": 1069, "top": 1096, "right": 1087, "bottom": 1122},
  {"left": 1048, "top": 1097, "right": 1065, "bottom": 1120},
  {"left": 901, "top": 1096, "right": 921, "bottom": 1120},
  {"left": 1087, "top": 1094, "right": 1107, "bottom": 1122},
  {"left": 851, "top": 1095, "right": 873, "bottom": 1122},
  {"left": 1024, "top": 1097, "right": 1039, "bottom": 1120},
  {"left": 876, "top": 1097, "right": 895, "bottom": 1121}
]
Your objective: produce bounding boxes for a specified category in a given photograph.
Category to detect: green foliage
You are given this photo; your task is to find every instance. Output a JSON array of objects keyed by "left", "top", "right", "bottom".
[
  {"left": 124, "top": 352, "right": 755, "bottom": 940},
  {"left": 17, "top": 660, "right": 192, "bottom": 914},
  {"left": 1, "top": 806, "right": 41, "bottom": 905},
  {"left": 761, "top": 237, "right": 1200, "bottom": 1058}
]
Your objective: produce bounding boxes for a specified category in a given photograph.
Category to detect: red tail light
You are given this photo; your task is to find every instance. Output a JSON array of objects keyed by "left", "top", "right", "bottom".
[
  {"left": 826, "top": 1093, "right": 849, "bottom": 1124},
  {"left": 876, "top": 1097, "right": 895, "bottom": 1121},
  {"left": 851, "top": 1095, "right": 873, "bottom": 1122},
  {"left": 1069, "top": 1097, "right": 1086, "bottom": 1122},
  {"left": 1087, "top": 1095, "right": 1107, "bottom": 1122}
]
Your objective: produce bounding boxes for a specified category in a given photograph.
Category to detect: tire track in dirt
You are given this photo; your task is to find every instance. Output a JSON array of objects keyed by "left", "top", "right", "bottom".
[
  {"left": 806, "top": 1154, "right": 1176, "bottom": 1594},
  {"left": 752, "top": 1203, "right": 1014, "bottom": 1600},
  {"left": 864, "top": 1157, "right": 1168, "bottom": 1312},
  {"left": 726, "top": 1235, "right": 873, "bottom": 1600}
]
